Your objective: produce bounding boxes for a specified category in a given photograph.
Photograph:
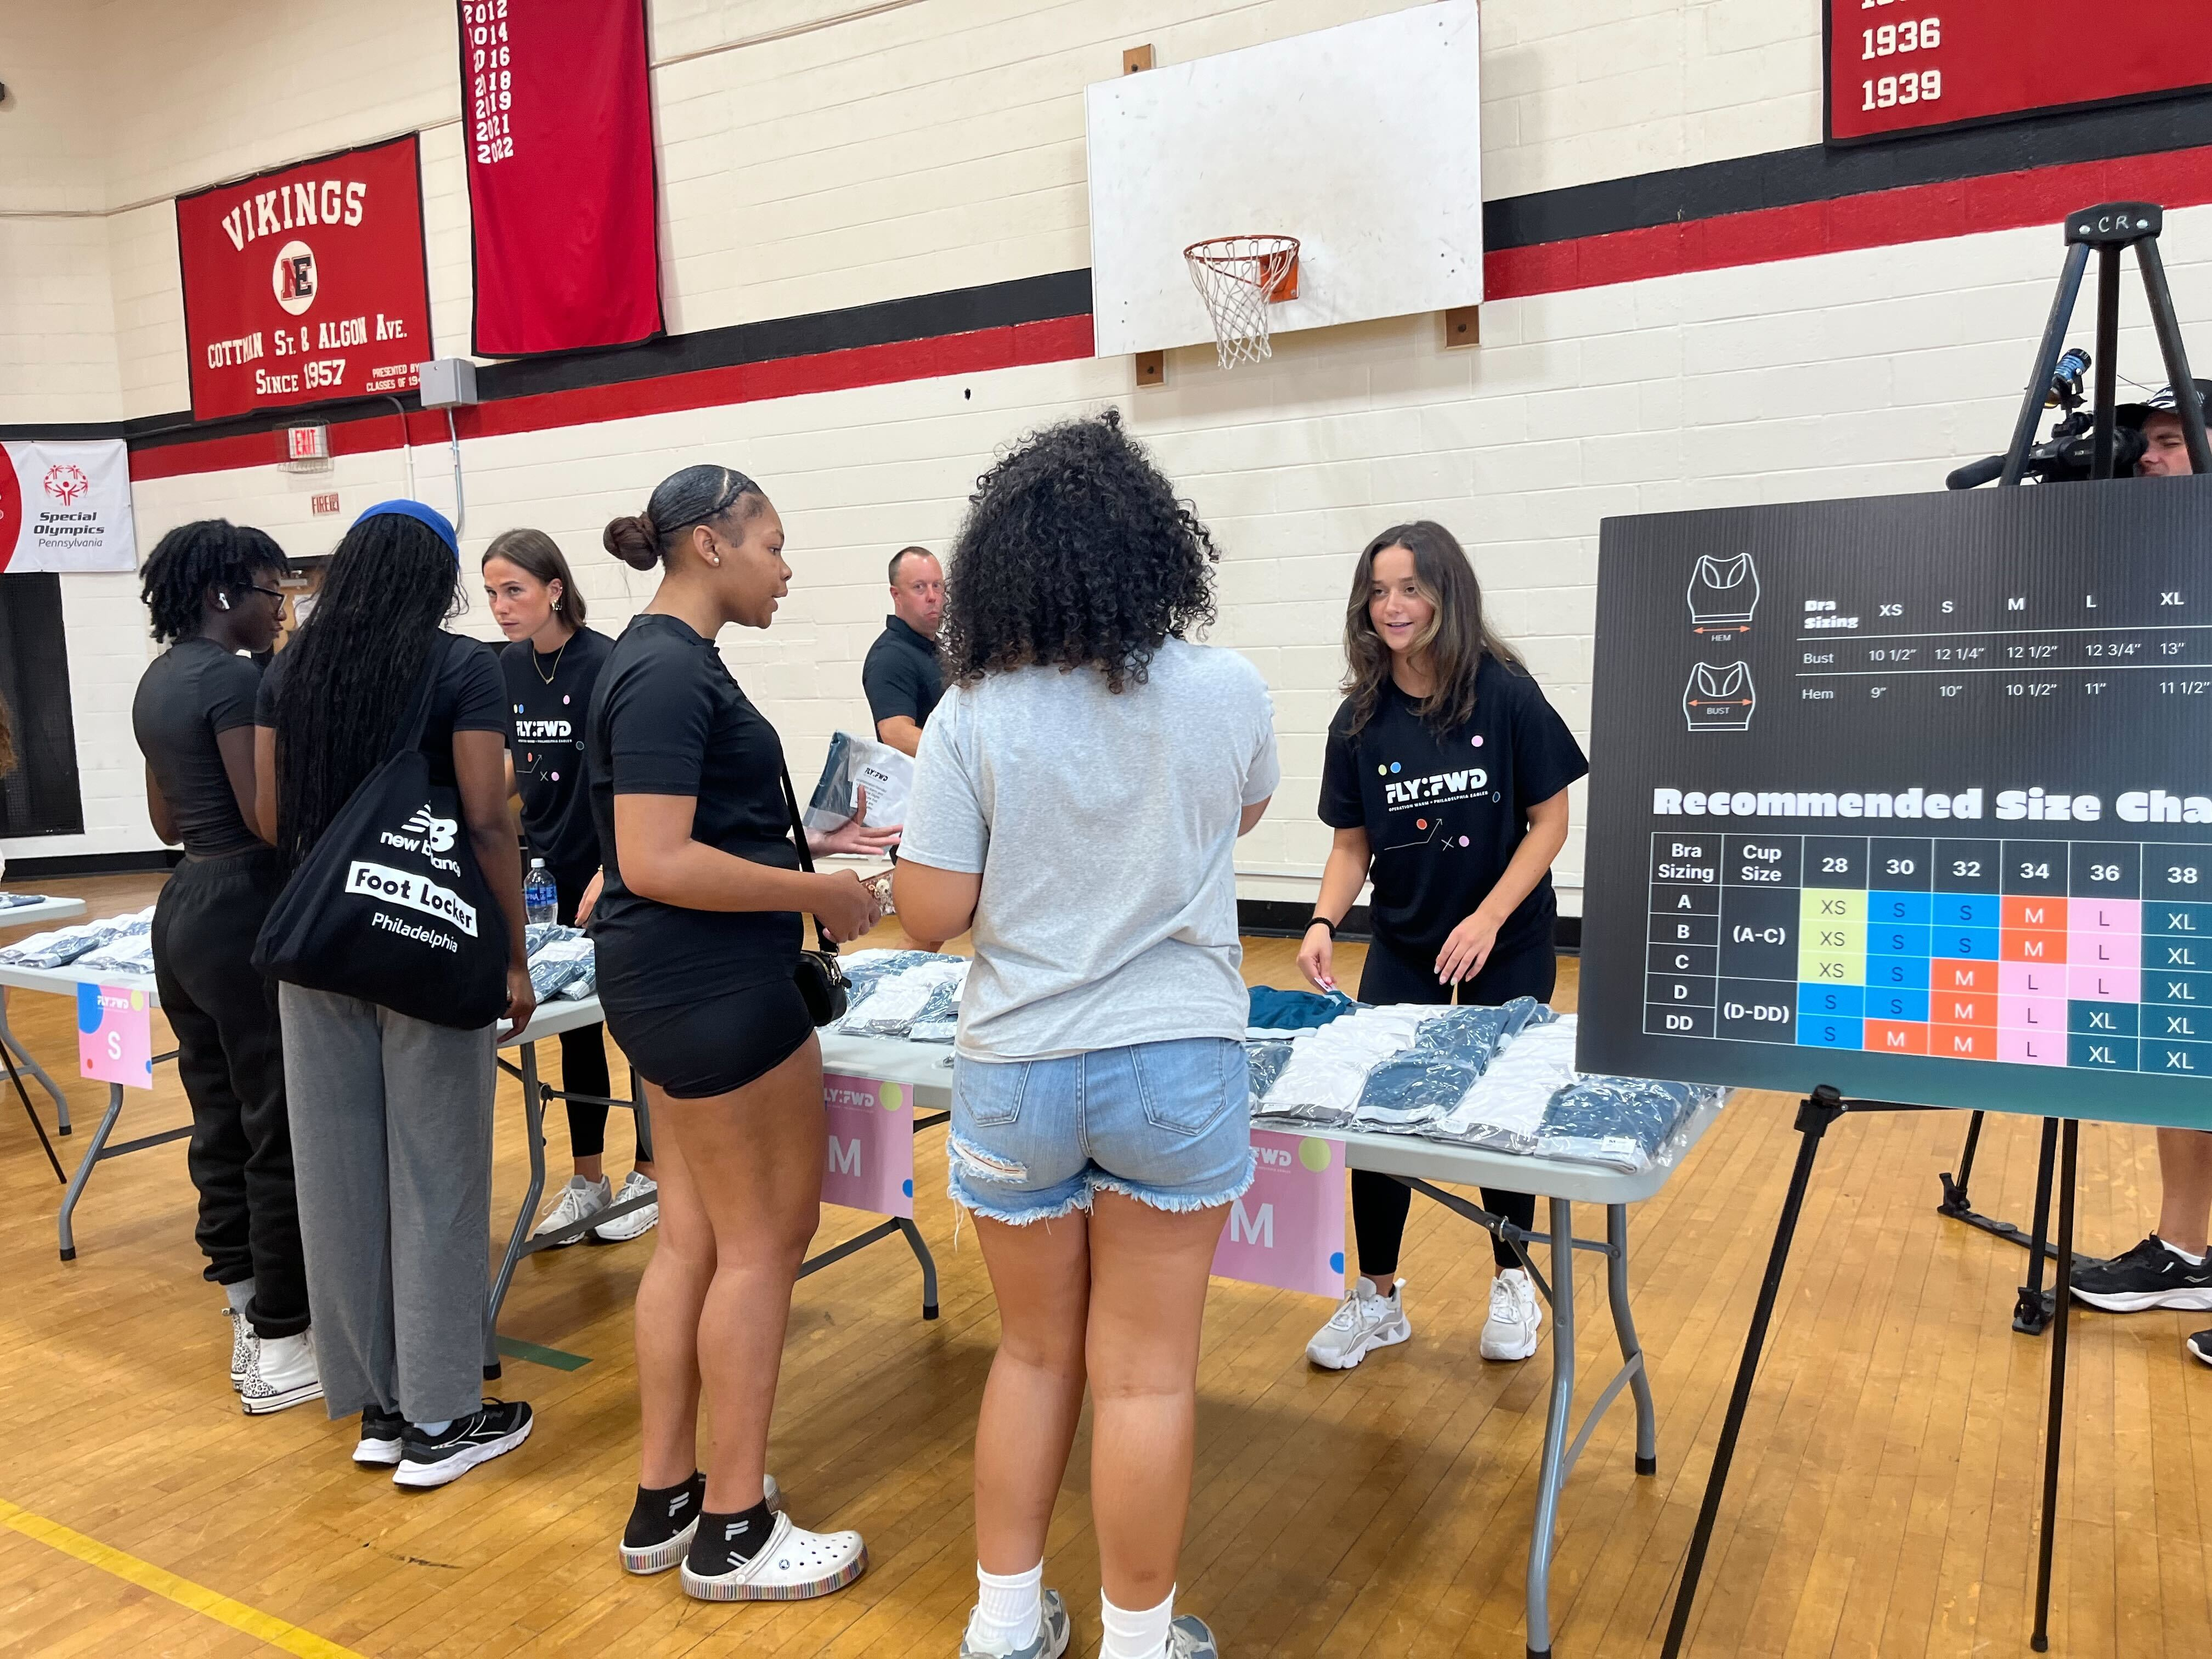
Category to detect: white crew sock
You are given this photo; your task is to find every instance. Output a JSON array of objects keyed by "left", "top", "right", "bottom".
[
  {"left": 2166, "top": 1238, "right": 2208, "bottom": 1266},
  {"left": 414, "top": 1418, "right": 453, "bottom": 1437},
  {"left": 1100, "top": 1587, "right": 1175, "bottom": 1659},
  {"left": 966, "top": 1561, "right": 1043, "bottom": 1653},
  {"left": 223, "top": 1279, "right": 255, "bottom": 1317}
]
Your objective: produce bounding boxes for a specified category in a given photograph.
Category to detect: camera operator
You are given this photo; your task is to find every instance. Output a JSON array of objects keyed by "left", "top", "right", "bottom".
[
  {"left": 2124, "top": 380, "right": 2212, "bottom": 477},
  {"left": 2067, "top": 378, "right": 2212, "bottom": 1360}
]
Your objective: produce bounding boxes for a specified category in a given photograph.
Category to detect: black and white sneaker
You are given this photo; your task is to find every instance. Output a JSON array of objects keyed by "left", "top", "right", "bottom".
[
  {"left": 392, "top": 1401, "right": 534, "bottom": 1489},
  {"left": 223, "top": 1307, "right": 255, "bottom": 1393},
  {"left": 2190, "top": 1331, "right": 2212, "bottom": 1368},
  {"left": 2069, "top": 1235, "right": 2212, "bottom": 1312},
  {"left": 356, "top": 1408, "right": 407, "bottom": 1467}
]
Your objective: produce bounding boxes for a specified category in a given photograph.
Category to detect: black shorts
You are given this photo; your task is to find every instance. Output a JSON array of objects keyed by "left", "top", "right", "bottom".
[{"left": 603, "top": 976, "right": 815, "bottom": 1100}]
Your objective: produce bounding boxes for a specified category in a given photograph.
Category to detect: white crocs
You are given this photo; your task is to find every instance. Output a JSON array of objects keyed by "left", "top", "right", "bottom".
[{"left": 680, "top": 1510, "right": 868, "bottom": 1602}]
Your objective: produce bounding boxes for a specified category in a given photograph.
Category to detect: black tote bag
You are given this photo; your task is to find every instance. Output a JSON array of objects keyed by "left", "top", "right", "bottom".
[{"left": 253, "top": 638, "right": 511, "bottom": 1029}]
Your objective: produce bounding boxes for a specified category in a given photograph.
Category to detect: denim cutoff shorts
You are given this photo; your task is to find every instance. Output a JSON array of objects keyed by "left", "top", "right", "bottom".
[{"left": 947, "top": 1037, "right": 1255, "bottom": 1224}]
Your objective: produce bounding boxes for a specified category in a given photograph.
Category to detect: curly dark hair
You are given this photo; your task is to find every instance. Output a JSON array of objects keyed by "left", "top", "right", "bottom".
[
  {"left": 272, "top": 514, "right": 462, "bottom": 868},
  {"left": 138, "top": 519, "right": 289, "bottom": 644},
  {"left": 938, "top": 409, "right": 1217, "bottom": 693}
]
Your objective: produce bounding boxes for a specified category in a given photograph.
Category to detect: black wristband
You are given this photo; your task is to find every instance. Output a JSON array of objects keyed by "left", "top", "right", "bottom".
[{"left": 1307, "top": 916, "right": 1337, "bottom": 936}]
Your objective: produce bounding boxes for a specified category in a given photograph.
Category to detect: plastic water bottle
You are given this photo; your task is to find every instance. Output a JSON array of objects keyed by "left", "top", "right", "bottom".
[{"left": 524, "top": 859, "right": 558, "bottom": 927}]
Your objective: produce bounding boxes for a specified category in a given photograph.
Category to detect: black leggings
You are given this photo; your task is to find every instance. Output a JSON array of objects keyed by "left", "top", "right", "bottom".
[
  {"left": 1352, "top": 935, "right": 1558, "bottom": 1274},
  {"left": 554, "top": 870, "right": 623, "bottom": 1161},
  {"left": 151, "top": 850, "right": 310, "bottom": 1339}
]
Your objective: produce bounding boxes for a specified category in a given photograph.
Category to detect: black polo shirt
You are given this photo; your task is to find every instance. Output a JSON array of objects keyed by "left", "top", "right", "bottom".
[{"left": 862, "top": 614, "right": 943, "bottom": 732}]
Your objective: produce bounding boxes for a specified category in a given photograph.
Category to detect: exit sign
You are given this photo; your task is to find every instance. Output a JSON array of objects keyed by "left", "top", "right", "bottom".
[{"left": 310, "top": 492, "right": 340, "bottom": 515}]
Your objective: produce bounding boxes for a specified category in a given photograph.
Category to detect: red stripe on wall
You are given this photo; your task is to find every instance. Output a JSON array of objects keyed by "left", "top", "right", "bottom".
[
  {"left": 129, "top": 145, "right": 2212, "bottom": 486},
  {"left": 1484, "top": 145, "right": 2212, "bottom": 298},
  {"left": 129, "top": 314, "right": 1097, "bottom": 483}
]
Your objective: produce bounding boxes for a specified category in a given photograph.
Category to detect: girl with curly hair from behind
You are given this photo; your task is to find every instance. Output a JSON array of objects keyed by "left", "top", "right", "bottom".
[
  {"left": 896, "top": 410, "right": 1278, "bottom": 1659},
  {"left": 132, "top": 520, "right": 320, "bottom": 1415}
]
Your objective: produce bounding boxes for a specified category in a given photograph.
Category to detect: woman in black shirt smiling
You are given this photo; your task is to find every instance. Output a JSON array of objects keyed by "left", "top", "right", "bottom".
[
  {"left": 592, "top": 463, "right": 891, "bottom": 1603},
  {"left": 1297, "top": 520, "right": 1587, "bottom": 1374},
  {"left": 132, "top": 520, "right": 317, "bottom": 1416}
]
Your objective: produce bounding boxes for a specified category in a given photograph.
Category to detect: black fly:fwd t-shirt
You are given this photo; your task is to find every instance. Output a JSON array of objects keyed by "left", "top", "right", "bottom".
[
  {"left": 499, "top": 627, "right": 612, "bottom": 885},
  {"left": 1319, "top": 655, "right": 1588, "bottom": 963}
]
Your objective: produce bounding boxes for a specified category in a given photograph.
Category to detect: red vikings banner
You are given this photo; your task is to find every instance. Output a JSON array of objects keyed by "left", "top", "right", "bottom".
[
  {"left": 174, "top": 135, "right": 433, "bottom": 422},
  {"left": 460, "top": 0, "right": 662, "bottom": 358}
]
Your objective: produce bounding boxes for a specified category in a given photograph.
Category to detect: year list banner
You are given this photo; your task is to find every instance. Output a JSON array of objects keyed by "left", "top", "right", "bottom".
[
  {"left": 460, "top": 0, "right": 662, "bottom": 357},
  {"left": 175, "top": 135, "right": 432, "bottom": 421}
]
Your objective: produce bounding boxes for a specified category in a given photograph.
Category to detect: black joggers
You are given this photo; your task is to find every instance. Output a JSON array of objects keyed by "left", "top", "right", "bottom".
[
  {"left": 1352, "top": 934, "right": 1558, "bottom": 1274},
  {"left": 150, "top": 850, "right": 309, "bottom": 1339}
]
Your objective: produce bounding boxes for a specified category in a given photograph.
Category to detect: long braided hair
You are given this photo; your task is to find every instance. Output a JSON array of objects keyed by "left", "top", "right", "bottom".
[
  {"left": 272, "top": 515, "right": 463, "bottom": 868},
  {"left": 137, "top": 519, "right": 289, "bottom": 644}
]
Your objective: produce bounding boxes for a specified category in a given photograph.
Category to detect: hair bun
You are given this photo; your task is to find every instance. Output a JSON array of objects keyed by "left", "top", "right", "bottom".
[{"left": 603, "top": 513, "right": 660, "bottom": 570}]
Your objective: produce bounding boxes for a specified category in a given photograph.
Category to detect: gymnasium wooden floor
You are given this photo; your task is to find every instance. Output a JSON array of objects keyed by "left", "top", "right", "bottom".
[{"left": 2, "top": 873, "right": 2206, "bottom": 1657}]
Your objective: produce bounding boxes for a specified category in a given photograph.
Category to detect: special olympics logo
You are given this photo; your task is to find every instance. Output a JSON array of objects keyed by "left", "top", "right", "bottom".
[
  {"left": 273, "top": 239, "right": 318, "bottom": 316},
  {"left": 41, "top": 465, "right": 88, "bottom": 505}
]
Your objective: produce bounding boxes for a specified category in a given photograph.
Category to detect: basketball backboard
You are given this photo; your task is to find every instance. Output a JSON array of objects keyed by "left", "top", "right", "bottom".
[{"left": 1085, "top": 1, "right": 1484, "bottom": 361}]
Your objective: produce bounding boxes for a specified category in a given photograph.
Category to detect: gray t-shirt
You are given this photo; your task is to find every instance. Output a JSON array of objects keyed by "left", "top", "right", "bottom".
[{"left": 902, "top": 637, "right": 1279, "bottom": 1061}]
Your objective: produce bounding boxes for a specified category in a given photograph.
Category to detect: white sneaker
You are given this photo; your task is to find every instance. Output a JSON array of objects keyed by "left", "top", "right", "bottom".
[
  {"left": 1306, "top": 1276, "right": 1411, "bottom": 1370},
  {"left": 1480, "top": 1267, "right": 1543, "bottom": 1361},
  {"left": 239, "top": 1331, "right": 323, "bottom": 1415},
  {"left": 679, "top": 1509, "right": 867, "bottom": 1601},
  {"left": 223, "top": 1307, "right": 255, "bottom": 1394},
  {"left": 533, "top": 1175, "right": 612, "bottom": 1247},
  {"left": 589, "top": 1171, "right": 660, "bottom": 1244}
]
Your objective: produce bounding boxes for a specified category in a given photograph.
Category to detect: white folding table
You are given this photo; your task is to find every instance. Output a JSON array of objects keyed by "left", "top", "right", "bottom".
[{"left": 0, "top": 895, "right": 89, "bottom": 1135}]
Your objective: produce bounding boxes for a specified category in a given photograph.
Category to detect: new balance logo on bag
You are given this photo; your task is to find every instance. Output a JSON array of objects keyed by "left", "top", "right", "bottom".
[{"left": 402, "top": 805, "right": 458, "bottom": 852}]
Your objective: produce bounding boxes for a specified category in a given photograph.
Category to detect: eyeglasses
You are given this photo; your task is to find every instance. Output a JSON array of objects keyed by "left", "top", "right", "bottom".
[{"left": 247, "top": 585, "right": 288, "bottom": 604}]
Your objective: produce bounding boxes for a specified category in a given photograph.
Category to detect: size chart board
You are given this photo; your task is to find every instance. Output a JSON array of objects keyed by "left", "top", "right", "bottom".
[
  {"left": 1824, "top": 0, "right": 2212, "bottom": 144},
  {"left": 1580, "top": 477, "right": 2212, "bottom": 1126}
]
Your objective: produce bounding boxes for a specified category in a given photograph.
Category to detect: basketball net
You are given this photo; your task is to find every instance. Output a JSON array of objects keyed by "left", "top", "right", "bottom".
[{"left": 1184, "top": 236, "right": 1299, "bottom": 369}]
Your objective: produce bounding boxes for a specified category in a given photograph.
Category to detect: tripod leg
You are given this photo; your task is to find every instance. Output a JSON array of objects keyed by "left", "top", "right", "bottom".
[
  {"left": 2137, "top": 237, "right": 2212, "bottom": 474},
  {"left": 2003, "top": 241, "right": 2093, "bottom": 485},
  {"left": 1939, "top": 1109, "right": 1985, "bottom": 1215},
  {"left": 2015, "top": 1117, "right": 2060, "bottom": 1333},
  {"left": 2031, "top": 1119, "right": 2080, "bottom": 1653},
  {"left": 1662, "top": 1089, "right": 1845, "bottom": 1658},
  {"left": 2091, "top": 244, "right": 2124, "bottom": 478}
]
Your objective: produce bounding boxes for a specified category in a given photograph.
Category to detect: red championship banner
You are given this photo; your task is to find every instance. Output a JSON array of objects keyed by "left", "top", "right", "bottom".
[
  {"left": 460, "top": 0, "right": 662, "bottom": 358},
  {"left": 174, "top": 135, "right": 432, "bottom": 421},
  {"left": 1826, "top": 0, "right": 2212, "bottom": 143}
]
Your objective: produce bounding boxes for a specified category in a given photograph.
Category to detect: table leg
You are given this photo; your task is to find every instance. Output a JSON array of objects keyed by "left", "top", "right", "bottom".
[
  {"left": 485, "top": 1041, "right": 550, "bottom": 1379},
  {"left": 1608, "top": 1203, "right": 1657, "bottom": 1475},
  {"left": 895, "top": 1217, "right": 940, "bottom": 1319},
  {"left": 57, "top": 1084, "right": 124, "bottom": 1262},
  {"left": 2, "top": 985, "right": 71, "bottom": 1134},
  {"left": 1525, "top": 1195, "right": 1575, "bottom": 1659}
]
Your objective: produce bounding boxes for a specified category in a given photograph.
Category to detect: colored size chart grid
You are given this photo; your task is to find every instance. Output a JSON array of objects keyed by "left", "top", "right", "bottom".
[{"left": 1646, "top": 833, "right": 2212, "bottom": 1076}]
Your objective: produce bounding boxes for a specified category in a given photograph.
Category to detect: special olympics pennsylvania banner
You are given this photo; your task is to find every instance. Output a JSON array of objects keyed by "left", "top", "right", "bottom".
[
  {"left": 174, "top": 135, "right": 433, "bottom": 422},
  {"left": 0, "top": 441, "right": 137, "bottom": 575},
  {"left": 460, "top": 0, "right": 662, "bottom": 357}
]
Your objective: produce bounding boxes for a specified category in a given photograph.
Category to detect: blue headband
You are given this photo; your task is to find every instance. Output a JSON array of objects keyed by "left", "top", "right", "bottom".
[{"left": 354, "top": 499, "right": 458, "bottom": 556}]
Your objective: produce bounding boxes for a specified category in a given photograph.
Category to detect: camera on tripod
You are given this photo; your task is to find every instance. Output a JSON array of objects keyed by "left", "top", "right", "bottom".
[
  {"left": 1947, "top": 348, "right": 2147, "bottom": 489},
  {"left": 1944, "top": 201, "right": 2208, "bottom": 492}
]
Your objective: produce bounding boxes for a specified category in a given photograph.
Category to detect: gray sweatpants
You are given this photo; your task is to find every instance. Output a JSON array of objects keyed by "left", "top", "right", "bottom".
[{"left": 279, "top": 983, "right": 495, "bottom": 1425}]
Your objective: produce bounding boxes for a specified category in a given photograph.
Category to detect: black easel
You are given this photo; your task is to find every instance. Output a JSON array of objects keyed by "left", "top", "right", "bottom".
[
  {"left": 1666, "top": 202, "right": 2210, "bottom": 1657},
  {"left": 1939, "top": 1112, "right": 2084, "bottom": 1334}
]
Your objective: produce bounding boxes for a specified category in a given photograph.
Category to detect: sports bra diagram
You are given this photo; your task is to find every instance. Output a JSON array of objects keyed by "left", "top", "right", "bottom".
[
  {"left": 1687, "top": 554, "right": 1760, "bottom": 626},
  {"left": 1683, "top": 662, "right": 1755, "bottom": 732}
]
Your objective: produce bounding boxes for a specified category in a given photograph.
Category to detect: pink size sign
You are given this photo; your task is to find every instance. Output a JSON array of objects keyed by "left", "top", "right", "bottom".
[
  {"left": 77, "top": 983, "right": 153, "bottom": 1089},
  {"left": 821, "top": 1072, "right": 915, "bottom": 1219},
  {"left": 1209, "top": 1129, "right": 1347, "bottom": 1299}
]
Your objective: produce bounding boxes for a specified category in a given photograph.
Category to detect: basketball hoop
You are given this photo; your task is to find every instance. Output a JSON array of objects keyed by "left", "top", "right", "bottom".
[{"left": 1184, "top": 235, "right": 1299, "bottom": 369}]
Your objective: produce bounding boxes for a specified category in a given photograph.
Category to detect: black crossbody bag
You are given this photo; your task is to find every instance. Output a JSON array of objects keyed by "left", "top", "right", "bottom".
[
  {"left": 779, "top": 765, "right": 849, "bottom": 1027},
  {"left": 253, "top": 639, "right": 511, "bottom": 1029}
]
